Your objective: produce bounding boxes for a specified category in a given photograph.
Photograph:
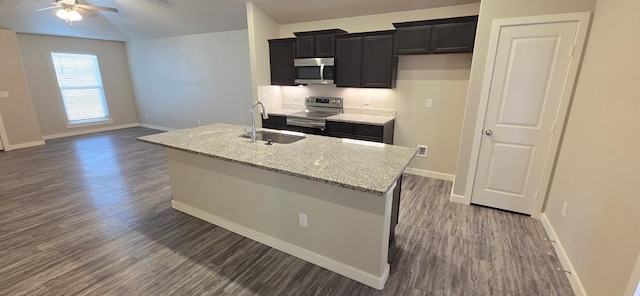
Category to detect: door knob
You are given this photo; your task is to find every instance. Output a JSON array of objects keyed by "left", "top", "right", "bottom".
[{"left": 485, "top": 130, "right": 493, "bottom": 136}]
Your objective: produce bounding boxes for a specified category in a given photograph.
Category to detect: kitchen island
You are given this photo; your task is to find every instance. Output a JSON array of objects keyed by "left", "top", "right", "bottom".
[{"left": 138, "top": 123, "right": 416, "bottom": 289}]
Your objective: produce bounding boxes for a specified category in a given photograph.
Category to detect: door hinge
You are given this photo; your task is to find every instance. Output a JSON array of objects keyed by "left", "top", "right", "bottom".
[
  {"left": 551, "top": 123, "right": 556, "bottom": 134},
  {"left": 569, "top": 45, "right": 575, "bottom": 57}
]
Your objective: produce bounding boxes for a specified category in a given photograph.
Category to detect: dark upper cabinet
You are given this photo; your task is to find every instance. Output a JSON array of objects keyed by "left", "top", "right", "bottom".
[
  {"left": 362, "top": 34, "right": 397, "bottom": 88},
  {"left": 394, "top": 26, "right": 432, "bottom": 55},
  {"left": 335, "top": 31, "right": 398, "bottom": 89},
  {"left": 295, "top": 35, "right": 315, "bottom": 58},
  {"left": 294, "top": 29, "right": 347, "bottom": 58},
  {"left": 335, "top": 36, "right": 363, "bottom": 87},
  {"left": 393, "top": 15, "right": 478, "bottom": 55},
  {"left": 268, "top": 38, "right": 296, "bottom": 86},
  {"left": 430, "top": 21, "right": 477, "bottom": 53}
]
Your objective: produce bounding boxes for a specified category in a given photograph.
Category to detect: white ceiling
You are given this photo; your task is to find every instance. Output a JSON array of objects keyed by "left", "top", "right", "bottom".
[{"left": 0, "top": 0, "right": 479, "bottom": 41}]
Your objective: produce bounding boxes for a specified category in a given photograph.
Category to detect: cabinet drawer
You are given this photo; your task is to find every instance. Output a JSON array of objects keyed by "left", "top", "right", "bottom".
[
  {"left": 326, "top": 121, "right": 353, "bottom": 134},
  {"left": 353, "top": 124, "right": 384, "bottom": 138},
  {"left": 262, "top": 115, "right": 287, "bottom": 129}
]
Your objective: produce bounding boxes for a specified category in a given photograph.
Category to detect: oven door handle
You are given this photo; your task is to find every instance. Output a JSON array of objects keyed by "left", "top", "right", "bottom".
[{"left": 286, "top": 118, "right": 326, "bottom": 130}]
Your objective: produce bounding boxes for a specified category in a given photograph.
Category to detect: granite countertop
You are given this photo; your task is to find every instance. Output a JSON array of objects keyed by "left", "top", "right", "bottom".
[
  {"left": 138, "top": 123, "right": 416, "bottom": 196},
  {"left": 266, "top": 107, "right": 394, "bottom": 126}
]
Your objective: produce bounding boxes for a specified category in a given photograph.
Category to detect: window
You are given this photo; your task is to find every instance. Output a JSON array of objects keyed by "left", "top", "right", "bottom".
[{"left": 51, "top": 52, "right": 110, "bottom": 125}]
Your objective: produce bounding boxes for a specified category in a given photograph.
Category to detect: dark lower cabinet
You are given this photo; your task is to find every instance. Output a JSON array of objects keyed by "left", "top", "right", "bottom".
[
  {"left": 389, "top": 174, "right": 402, "bottom": 250},
  {"left": 268, "top": 38, "right": 296, "bottom": 86},
  {"left": 327, "top": 120, "right": 394, "bottom": 144},
  {"left": 335, "top": 31, "right": 398, "bottom": 89}
]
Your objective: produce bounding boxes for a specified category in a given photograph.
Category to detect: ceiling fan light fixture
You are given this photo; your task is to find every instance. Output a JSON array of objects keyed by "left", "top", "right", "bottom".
[{"left": 56, "top": 8, "right": 83, "bottom": 22}]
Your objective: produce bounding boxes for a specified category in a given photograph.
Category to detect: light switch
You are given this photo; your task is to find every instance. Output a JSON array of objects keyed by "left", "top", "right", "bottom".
[
  {"left": 0, "top": 91, "right": 9, "bottom": 98},
  {"left": 364, "top": 97, "right": 371, "bottom": 105},
  {"left": 426, "top": 99, "right": 433, "bottom": 108}
]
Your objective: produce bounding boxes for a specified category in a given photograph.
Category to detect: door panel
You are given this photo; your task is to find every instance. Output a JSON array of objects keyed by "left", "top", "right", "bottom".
[
  {"left": 498, "top": 37, "right": 558, "bottom": 128},
  {"left": 472, "top": 21, "right": 579, "bottom": 214}
]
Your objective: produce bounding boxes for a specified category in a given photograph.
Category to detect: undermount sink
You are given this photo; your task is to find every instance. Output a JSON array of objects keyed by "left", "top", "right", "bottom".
[{"left": 240, "top": 131, "right": 305, "bottom": 144}]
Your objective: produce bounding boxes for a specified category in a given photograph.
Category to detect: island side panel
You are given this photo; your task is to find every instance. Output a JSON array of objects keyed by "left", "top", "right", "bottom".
[{"left": 165, "top": 148, "right": 392, "bottom": 289}]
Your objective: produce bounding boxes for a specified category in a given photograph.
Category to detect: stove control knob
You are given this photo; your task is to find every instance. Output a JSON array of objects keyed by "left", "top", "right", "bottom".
[{"left": 331, "top": 100, "right": 336, "bottom": 103}]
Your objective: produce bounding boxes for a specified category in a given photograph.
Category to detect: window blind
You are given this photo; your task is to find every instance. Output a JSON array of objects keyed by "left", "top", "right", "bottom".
[{"left": 51, "top": 52, "right": 109, "bottom": 123}]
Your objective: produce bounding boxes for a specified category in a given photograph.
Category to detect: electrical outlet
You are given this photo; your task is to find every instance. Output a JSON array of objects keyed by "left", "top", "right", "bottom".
[
  {"left": 426, "top": 99, "right": 433, "bottom": 108},
  {"left": 364, "top": 96, "right": 371, "bottom": 105},
  {"left": 299, "top": 213, "right": 308, "bottom": 228},
  {"left": 417, "top": 145, "right": 428, "bottom": 157},
  {"left": 197, "top": 120, "right": 202, "bottom": 125},
  {"left": 144, "top": 113, "right": 149, "bottom": 119},
  {"left": 262, "top": 93, "right": 269, "bottom": 101},
  {"left": 0, "top": 91, "right": 9, "bottom": 98},
  {"left": 561, "top": 202, "right": 568, "bottom": 216}
]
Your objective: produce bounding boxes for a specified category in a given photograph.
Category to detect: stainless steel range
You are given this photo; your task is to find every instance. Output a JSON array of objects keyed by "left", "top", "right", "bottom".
[{"left": 286, "top": 97, "right": 343, "bottom": 131}]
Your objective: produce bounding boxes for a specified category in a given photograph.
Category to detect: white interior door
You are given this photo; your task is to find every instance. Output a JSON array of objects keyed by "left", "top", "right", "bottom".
[{"left": 471, "top": 20, "right": 579, "bottom": 214}]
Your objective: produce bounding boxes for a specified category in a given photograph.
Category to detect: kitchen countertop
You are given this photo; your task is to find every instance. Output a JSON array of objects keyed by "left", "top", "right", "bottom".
[
  {"left": 267, "top": 107, "right": 395, "bottom": 126},
  {"left": 138, "top": 123, "right": 416, "bottom": 196}
]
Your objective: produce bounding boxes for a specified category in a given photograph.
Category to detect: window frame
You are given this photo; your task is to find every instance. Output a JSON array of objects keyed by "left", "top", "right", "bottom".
[{"left": 50, "top": 51, "right": 112, "bottom": 128}]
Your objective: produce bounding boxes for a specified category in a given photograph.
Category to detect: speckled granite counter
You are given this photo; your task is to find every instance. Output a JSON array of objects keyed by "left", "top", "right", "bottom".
[{"left": 138, "top": 123, "right": 416, "bottom": 196}]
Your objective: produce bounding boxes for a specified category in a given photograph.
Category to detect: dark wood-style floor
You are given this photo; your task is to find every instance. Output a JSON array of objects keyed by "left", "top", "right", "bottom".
[{"left": 0, "top": 127, "right": 573, "bottom": 296}]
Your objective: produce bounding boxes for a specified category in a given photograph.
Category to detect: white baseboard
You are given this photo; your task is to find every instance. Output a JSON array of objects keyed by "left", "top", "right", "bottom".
[
  {"left": 403, "top": 167, "right": 455, "bottom": 181},
  {"left": 449, "top": 193, "right": 469, "bottom": 205},
  {"left": 172, "top": 200, "right": 390, "bottom": 290},
  {"left": 139, "top": 123, "right": 177, "bottom": 132},
  {"left": 43, "top": 123, "right": 140, "bottom": 140},
  {"left": 540, "top": 214, "right": 587, "bottom": 296},
  {"left": 6, "top": 140, "right": 46, "bottom": 151}
]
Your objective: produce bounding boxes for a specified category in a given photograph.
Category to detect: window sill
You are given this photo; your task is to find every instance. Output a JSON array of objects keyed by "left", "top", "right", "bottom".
[{"left": 67, "top": 118, "right": 114, "bottom": 129}]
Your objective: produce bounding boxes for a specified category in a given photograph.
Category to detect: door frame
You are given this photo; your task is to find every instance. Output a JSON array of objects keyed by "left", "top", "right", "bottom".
[
  {"left": 0, "top": 112, "right": 9, "bottom": 151},
  {"left": 463, "top": 12, "right": 592, "bottom": 218}
]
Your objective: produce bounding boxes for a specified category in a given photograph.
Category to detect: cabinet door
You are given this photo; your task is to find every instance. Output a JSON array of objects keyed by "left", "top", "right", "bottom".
[
  {"left": 362, "top": 34, "right": 396, "bottom": 88},
  {"left": 268, "top": 39, "right": 296, "bottom": 86},
  {"left": 335, "top": 36, "right": 363, "bottom": 87},
  {"left": 296, "top": 35, "right": 315, "bottom": 58},
  {"left": 394, "top": 26, "right": 432, "bottom": 55},
  {"left": 314, "top": 34, "right": 336, "bottom": 57},
  {"left": 430, "top": 22, "right": 477, "bottom": 54},
  {"left": 262, "top": 115, "right": 287, "bottom": 129}
]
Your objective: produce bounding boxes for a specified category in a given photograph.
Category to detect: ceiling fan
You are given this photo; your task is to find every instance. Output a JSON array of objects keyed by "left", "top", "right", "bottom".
[{"left": 36, "top": 0, "right": 119, "bottom": 25}]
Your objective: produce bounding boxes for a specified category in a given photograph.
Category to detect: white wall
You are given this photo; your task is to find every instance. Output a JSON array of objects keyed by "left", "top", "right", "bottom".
[
  {"left": 0, "top": 29, "right": 43, "bottom": 148},
  {"left": 17, "top": 34, "right": 139, "bottom": 137},
  {"left": 268, "top": 3, "right": 480, "bottom": 176},
  {"left": 451, "top": 0, "right": 596, "bottom": 197},
  {"left": 543, "top": 0, "right": 640, "bottom": 294},
  {"left": 126, "top": 29, "right": 253, "bottom": 129}
]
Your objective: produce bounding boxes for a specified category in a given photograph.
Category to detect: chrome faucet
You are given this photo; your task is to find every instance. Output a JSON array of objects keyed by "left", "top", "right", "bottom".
[{"left": 250, "top": 101, "right": 269, "bottom": 142}]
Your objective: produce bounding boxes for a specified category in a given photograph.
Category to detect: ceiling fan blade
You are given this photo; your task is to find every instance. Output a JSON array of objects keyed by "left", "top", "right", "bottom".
[
  {"left": 76, "top": 4, "right": 118, "bottom": 13},
  {"left": 34, "top": 6, "right": 59, "bottom": 11},
  {"left": 75, "top": 7, "right": 98, "bottom": 17}
]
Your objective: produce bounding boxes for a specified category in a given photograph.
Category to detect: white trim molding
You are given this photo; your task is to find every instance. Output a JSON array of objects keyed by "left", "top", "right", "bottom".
[
  {"left": 403, "top": 167, "right": 455, "bottom": 181},
  {"left": 7, "top": 140, "right": 46, "bottom": 151},
  {"left": 449, "top": 194, "right": 468, "bottom": 205},
  {"left": 463, "top": 12, "right": 592, "bottom": 217},
  {"left": 541, "top": 214, "right": 587, "bottom": 296},
  {"left": 43, "top": 123, "right": 140, "bottom": 140},
  {"left": 172, "top": 200, "right": 390, "bottom": 290},
  {"left": 139, "top": 123, "right": 177, "bottom": 132}
]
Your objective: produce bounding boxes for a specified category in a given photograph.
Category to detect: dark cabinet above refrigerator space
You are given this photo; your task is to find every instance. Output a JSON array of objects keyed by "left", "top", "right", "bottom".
[{"left": 393, "top": 15, "right": 478, "bottom": 55}]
